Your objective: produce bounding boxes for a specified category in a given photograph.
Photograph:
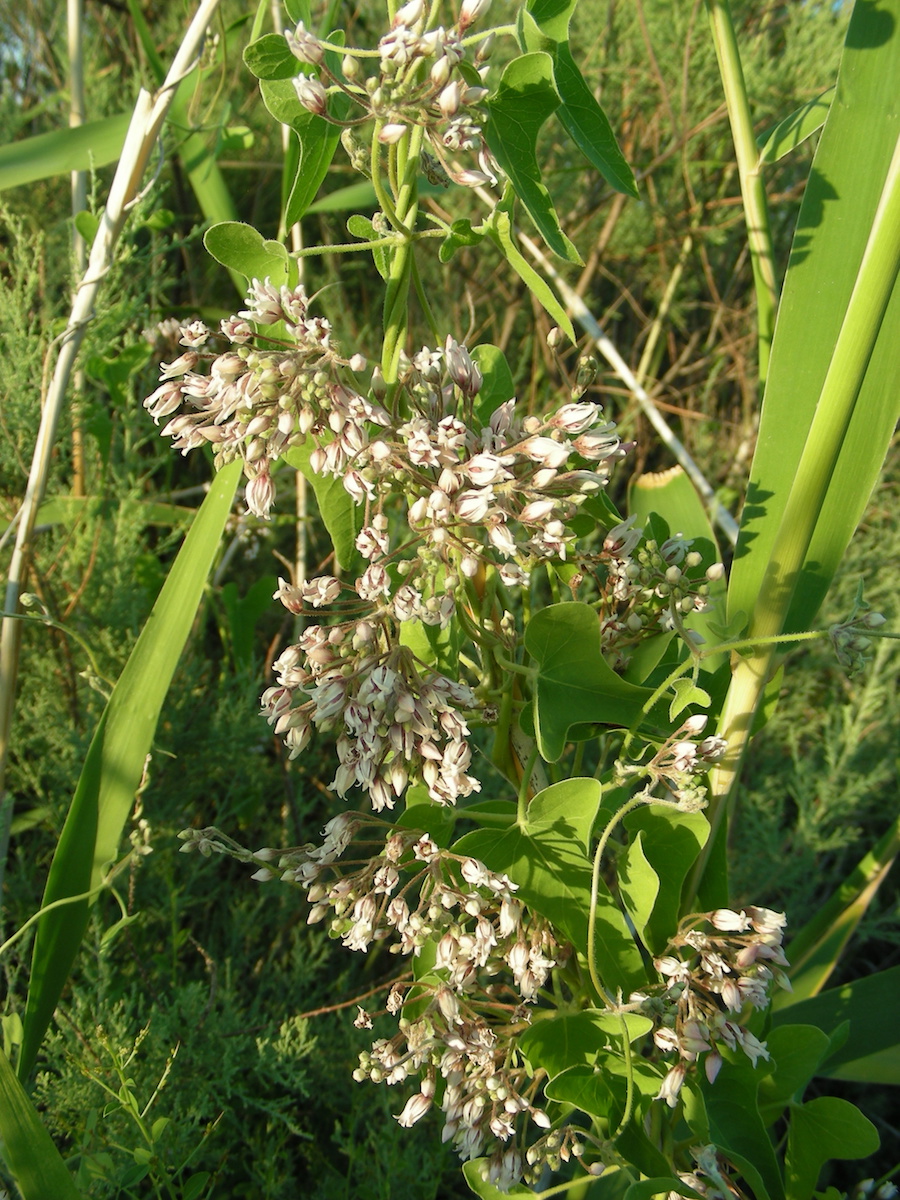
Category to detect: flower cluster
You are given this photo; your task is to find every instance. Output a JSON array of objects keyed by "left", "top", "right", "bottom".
[
  {"left": 179, "top": 815, "right": 577, "bottom": 1189},
  {"left": 143, "top": 280, "right": 375, "bottom": 518},
  {"left": 632, "top": 906, "right": 790, "bottom": 1107},
  {"left": 625, "top": 714, "right": 729, "bottom": 811},
  {"left": 261, "top": 617, "right": 480, "bottom": 810},
  {"left": 287, "top": 0, "right": 499, "bottom": 190}
]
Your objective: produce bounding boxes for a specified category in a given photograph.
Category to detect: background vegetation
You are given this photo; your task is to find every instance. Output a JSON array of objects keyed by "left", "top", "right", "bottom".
[{"left": 0, "top": 0, "right": 895, "bottom": 1196}]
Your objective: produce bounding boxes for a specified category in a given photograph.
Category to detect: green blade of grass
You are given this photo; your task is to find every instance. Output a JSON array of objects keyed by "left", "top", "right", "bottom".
[
  {"left": 776, "top": 813, "right": 900, "bottom": 1006},
  {"left": 0, "top": 114, "right": 132, "bottom": 192},
  {"left": 0, "top": 1047, "right": 84, "bottom": 1199},
  {"left": 17, "top": 460, "right": 241, "bottom": 1080}
]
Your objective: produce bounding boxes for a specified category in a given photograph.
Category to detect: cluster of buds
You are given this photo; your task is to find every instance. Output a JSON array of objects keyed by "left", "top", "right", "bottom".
[
  {"left": 143, "top": 281, "right": 377, "bottom": 518},
  {"left": 261, "top": 605, "right": 480, "bottom": 810},
  {"left": 599, "top": 519, "right": 725, "bottom": 664},
  {"left": 287, "top": 0, "right": 499, "bottom": 191},
  {"left": 829, "top": 584, "right": 887, "bottom": 673},
  {"left": 630, "top": 906, "right": 789, "bottom": 1108}
]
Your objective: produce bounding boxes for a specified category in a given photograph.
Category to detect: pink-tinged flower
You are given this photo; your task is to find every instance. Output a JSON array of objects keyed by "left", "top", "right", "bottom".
[
  {"left": 454, "top": 488, "right": 493, "bottom": 523},
  {"left": 445, "top": 337, "right": 483, "bottom": 397},
  {"left": 733, "top": 1026, "right": 770, "bottom": 1067},
  {"left": 355, "top": 525, "right": 389, "bottom": 560},
  {"left": 518, "top": 499, "right": 556, "bottom": 524},
  {"left": 301, "top": 575, "right": 342, "bottom": 607},
  {"left": 392, "top": 0, "right": 425, "bottom": 28},
  {"left": 159, "top": 351, "right": 198, "bottom": 379},
  {"left": 178, "top": 320, "right": 210, "bottom": 347},
  {"left": 746, "top": 907, "right": 787, "bottom": 935},
  {"left": 460, "top": 0, "right": 492, "bottom": 28},
  {"left": 356, "top": 563, "right": 390, "bottom": 601},
  {"left": 573, "top": 427, "right": 621, "bottom": 460},
  {"left": 354, "top": 1006, "right": 373, "bottom": 1029},
  {"left": 286, "top": 21, "right": 324, "bottom": 65},
  {"left": 143, "top": 380, "right": 184, "bottom": 422},
  {"left": 293, "top": 73, "right": 327, "bottom": 116},
  {"left": 466, "top": 453, "right": 510, "bottom": 486},
  {"left": 245, "top": 470, "right": 276, "bottom": 519},
  {"left": 488, "top": 520, "right": 516, "bottom": 558},
  {"left": 413, "top": 834, "right": 439, "bottom": 861},
  {"left": 454, "top": 168, "right": 494, "bottom": 189},
  {"left": 551, "top": 401, "right": 599, "bottom": 433}
]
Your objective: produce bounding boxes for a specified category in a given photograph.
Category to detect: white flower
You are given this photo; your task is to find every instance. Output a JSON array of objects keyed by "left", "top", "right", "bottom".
[
  {"left": 378, "top": 123, "right": 408, "bottom": 144},
  {"left": 396, "top": 1089, "right": 433, "bottom": 1128},
  {"left": 520, "top": 436, "right": 569, "bottom": 469},
  {"left": 655, "top": 1063, "right": 685, "bottom": 1108},
  {"left": 551, "top": 402, "right": 600, "bottom": 434},
  {"left": 466, "top": 453, "right": 510, "bottom": 486}
]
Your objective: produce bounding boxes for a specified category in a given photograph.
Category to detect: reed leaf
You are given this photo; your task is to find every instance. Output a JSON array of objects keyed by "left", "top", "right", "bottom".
[
  {"left": 17, "top": 461, "right": 241, "bottom": 1080},
  {"left": 0, "top": 1048, "right": 83, "bottom": 1199}
]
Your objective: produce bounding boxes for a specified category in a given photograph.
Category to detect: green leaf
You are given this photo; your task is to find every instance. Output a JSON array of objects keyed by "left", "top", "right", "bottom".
[
  {"left": 438, "top": 217, "right": 485, "bottom": 263},
  {"left": 519, "top": 7, "right": 638, "bottom": 198},
  {"left": 397, "top": 786, "right": 457, "bottom": 846},
  {"left": 771, "top": 965, "right": 900, "bottom": 1084},
  {"left": 471, "top": 344, "right": 516, "bottom": 427},
  {"left": 757, "top": 89, "right": 834, "bottom": 166},
  {"left": 347, "top": 214, "right": 392, "bottom": 279},
  {"left": 0, "top": 1048, "right": 84, "bottom": 1199},
  {"left": 73, "top": 210, "right": 99, "bottom": 243},
  {"left": 219, "top": 575, "right": 278, "bottom": 672},
  {"left": 0, "top": 113, "right": 131, "bottom": 192},
  {"left": 203, "top": 221, "right": 290, "bottom": 287},
  {"left": 243, "top": 33, "right": 299, "bottom": 80},
  {"left": 525, "top": 603, "right": 657, "bottom": 761},
  {"left": 727, "top": 3, "right": 900, "bottom": 635},
  {"left": 616, "top": 831, "right": 658, "bottom": 947},
  {"left": 453, "top": 821, "right": 647, "bottom": 997},
  {"left": 283, "top": 0, "right": 310, "bottom": 23},
  {"left": 525, "top": 777, "right": 603, "bottom": 854},
  {"left": 786, "top": 1098, "right": 878, "bottom": 1200},
  {"left": 284, "top": 110, "right": 345, "bottom": 226},
  {"left": 627, "top": 1181, "right": 702, "bottom": 1200},
  {"left": 703, "top": 1061, "right": 786, "bottom": 1200},
  {"left": 283, "top": 443, "right": 360, "bottom": 571},
  {"left": 483, "top": 55, "right": 581, "bottom": 263},
  {"left": 181, "top": 1174, "right": 212, "bottom": 1200},
  {"left": 667, "top": 678, "right": 711, "bottom": 723},
  {"left": 520, "top": 1012, "right": 616, "bottom": 1079},
  {"left": 757, "top": 1026, "right": 832, "bottom": 1126},
  {"left": 483, "top": 196, "right": 576, "bottom": 341},
  {"left": 777, "top": 812, "right": 900, "bottom": 1005},
  {"left": 543, "top": 1063, "right": 614, "bottom": 1118},
  {"left": 18, "top": 461, "right": 241, "bottom": 1079},
  {"left": 622, "top": 806, "right": 709, "bottom": 952},
  {"left": 462, "top": 1161, "right": 536, "bottom": 1198}
]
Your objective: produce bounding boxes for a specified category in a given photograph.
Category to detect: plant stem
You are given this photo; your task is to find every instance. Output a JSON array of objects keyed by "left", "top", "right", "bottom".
[
  {"left": 704, "top": 0, "right": 778, "bottom": 385},
  {"left": 587, "top": 794, "right": 646, "bottom": 1003}
]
